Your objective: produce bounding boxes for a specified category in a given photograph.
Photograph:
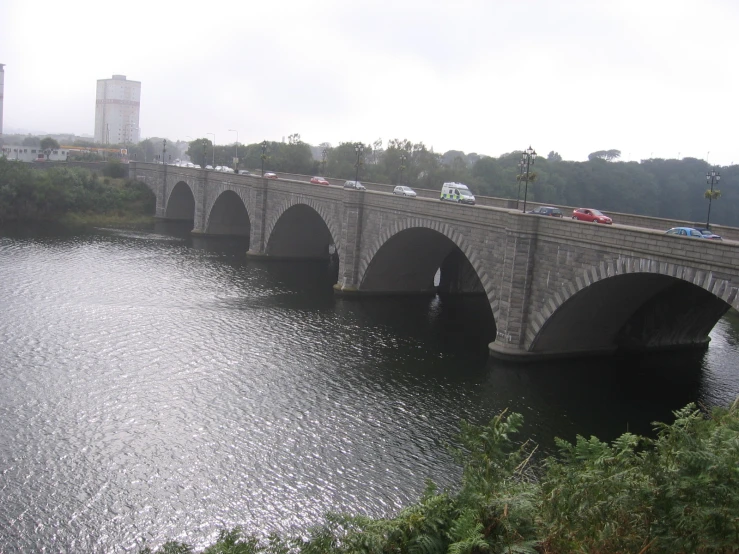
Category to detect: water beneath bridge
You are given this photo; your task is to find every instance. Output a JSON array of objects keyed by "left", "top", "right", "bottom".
[{"left": 1, "top": 222, "right": 738, "bottom": 552}]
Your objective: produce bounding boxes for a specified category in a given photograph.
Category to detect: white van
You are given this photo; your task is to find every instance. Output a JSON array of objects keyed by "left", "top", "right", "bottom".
[{"left": 440, "top": 182, "right": 475, "bottom": 205}]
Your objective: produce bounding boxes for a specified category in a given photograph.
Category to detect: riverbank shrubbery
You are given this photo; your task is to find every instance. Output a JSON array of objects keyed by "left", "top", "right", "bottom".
[
  {"left": 0, "top": 157, "right": 155, "bottom": 224},
  {"left": 142, "top": 400, "right": 739, "bottom": 554}
]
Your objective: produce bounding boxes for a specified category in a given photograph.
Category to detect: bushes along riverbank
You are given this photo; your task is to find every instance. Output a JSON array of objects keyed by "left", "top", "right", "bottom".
[
  {"left": 141, "top": 400, "right": 739, "bottom": 554},
  {"left": 0, "top": 158, "right": 155, "bottom": 225}
]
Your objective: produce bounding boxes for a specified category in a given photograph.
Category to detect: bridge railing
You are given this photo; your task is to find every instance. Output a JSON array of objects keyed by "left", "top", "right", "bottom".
[
  {"left": 259, "top": 169, "right": 739, "bottom": 239},
  {"left": 134, "top": 163, "right": 739, "bottom": 242}
]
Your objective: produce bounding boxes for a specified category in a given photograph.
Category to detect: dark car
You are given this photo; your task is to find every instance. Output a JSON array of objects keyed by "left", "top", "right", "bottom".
[
  {"left": 694, "top": 227, "right": 723, "bottom": 240},
  {"left": 528, "top": 206, "right": 564, "bottom": 218},
  {"left": 343, "top": 180, "right": 366, "bottom": 191}
]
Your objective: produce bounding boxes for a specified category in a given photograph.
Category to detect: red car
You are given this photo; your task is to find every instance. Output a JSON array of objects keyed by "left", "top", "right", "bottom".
[
  {"left": 572, "top": 208, "right": 612, "bottom": 224},
  {"left": 264, "top": 172, "right": 278, "bottom": 179},
  {"left": 310, "top": 176, "right": 330, "bottom": 185}
]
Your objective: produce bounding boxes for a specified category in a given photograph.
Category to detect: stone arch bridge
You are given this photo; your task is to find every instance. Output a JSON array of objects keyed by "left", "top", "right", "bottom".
[{"left": 133, "top": 162, "right": 739, "bottom": 361}]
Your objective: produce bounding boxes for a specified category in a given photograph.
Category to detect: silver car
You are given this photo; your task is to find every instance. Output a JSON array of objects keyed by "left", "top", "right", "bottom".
[{"left": 393, "top": 185, "right": 417, "bottom": 197}]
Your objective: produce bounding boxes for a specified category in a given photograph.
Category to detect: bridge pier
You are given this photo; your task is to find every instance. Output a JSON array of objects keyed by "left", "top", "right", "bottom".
[
  {"left": 489, "top": 213, "right": 539, "bottom": 356},
  {"left": 334, "top": 190, "right": 365, "bottom": 295},
  {"left": 246, "top": 178, "right": 269, "bottom": 258},
  {"left": 192, "top": 169, "right": 209, "bottom": 233}
]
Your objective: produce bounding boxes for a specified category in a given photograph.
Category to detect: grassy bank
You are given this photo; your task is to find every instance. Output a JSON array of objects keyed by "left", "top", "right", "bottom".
[
  {"left": 140, "top": 400, "right": 739, "bottom": 554},
  {"left": 0, "top": 157, "right": 155, "bottom": 225}
]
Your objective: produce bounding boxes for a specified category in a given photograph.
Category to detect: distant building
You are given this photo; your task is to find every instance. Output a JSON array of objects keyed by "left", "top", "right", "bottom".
[
  {"left": 1, "top": 145, "right": 69, "bottom": 162},
  {"left": 94, "top": 74, "right": 141, "bottom": 145},
  {"left": 0, "top": 64, "right": 5, "bottom": 141}
]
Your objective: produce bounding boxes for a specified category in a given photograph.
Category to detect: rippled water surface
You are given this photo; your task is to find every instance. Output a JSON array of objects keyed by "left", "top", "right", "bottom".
[{"left": 1, "top": 223, "right": 738, "bottom": 552}]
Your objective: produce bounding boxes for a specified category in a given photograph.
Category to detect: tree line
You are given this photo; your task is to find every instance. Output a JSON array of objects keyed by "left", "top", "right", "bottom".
[
  {"left": 184, "top": 136, "right": 737, "bottom": 227},
  {"left": 7, "top": 133, "right": 736, "bottom": 227}
]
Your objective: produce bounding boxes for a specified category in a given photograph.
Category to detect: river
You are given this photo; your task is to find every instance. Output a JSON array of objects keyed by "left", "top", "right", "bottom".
[{"left": 1, "top": 222, "right": 738, "bottom": 552}]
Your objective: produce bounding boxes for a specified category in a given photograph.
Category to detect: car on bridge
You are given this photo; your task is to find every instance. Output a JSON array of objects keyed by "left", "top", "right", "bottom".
[
  {"left": 665, "top": 227, "right": 707, "bottom": 238},
  {"left": 527, "top": 206, "right": 564, "bottom": 218},
  {"left": 440, "top": 182, "right": 475, "bottom": 205},
  {"left": 694, "top": 227, "right": 723, "bottom": 240},
  {"left": 572, "top": 208, "right": 612, "bottom": 224},
  {"left": 393, "top": 185, "right": 417, "bottom": 197},
  {"left": 310, "top": 176, "right": 330, "bottom": 185},
  {"left": 264, "top": 172, "right": 278, "bottom": 179},
  {"left": 238, "top": 170, "right": 251, "bottom": 175},
  {"left": 344, "top": 180, "right": 366, "bottom": 191}
]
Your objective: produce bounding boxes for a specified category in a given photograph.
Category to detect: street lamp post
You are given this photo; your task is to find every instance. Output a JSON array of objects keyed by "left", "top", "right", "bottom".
[
  {"left": 321, "top": 147, "right": 328, "bottom": 176},
  {"left": 399, "top": 154, "right": 407, "bottom": 185},
  {"left": 521, "top": 146, "right": 537, "bottom": 213},
  {"left": 516, "top": 159, "right": 526, "bottom": 209},
  {"left": 354, "top": 143, "right": 364, "bottom": 184},
  {"left": 229, "top": 129, "right": 239, "bottom": 170},
  {"left": 207, "top": 133, "right": 216, "bottom": 167},
  {"left": 162, "top": 139, "right": 167, "bottom": 165},
  {"left": 261, "top": 141, "right": 268, "bottom": 176},
  {"left": 706, "top": 168, "right": 721, "bottom": 229}
]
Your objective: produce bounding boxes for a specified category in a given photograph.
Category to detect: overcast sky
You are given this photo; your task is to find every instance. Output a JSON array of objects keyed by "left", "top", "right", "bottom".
[{"left": 2, "top": 0, "right": 737, "bottom": 164}]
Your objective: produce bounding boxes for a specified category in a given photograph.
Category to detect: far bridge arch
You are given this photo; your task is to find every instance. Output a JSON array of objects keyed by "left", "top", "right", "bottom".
[
  {"left": 165, "top": 180, "right": 196, "bottom": 220},
  {"left": 265, "top": 198, "right": 340, "bottom": 260},
  {"left": 529, "top": 257, "right": 736, "bottom": 356},
  {"left": 205, "top": 188, "right": 251, "bottom": 238}
]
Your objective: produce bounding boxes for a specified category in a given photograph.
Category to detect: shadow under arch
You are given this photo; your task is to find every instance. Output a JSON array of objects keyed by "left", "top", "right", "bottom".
[
  {"left": 266, "top": 204, "right": 337, "bottom": 261},
  {"left": 165, "top": 181, "right": 195, "bottom": 221},
  {"left": 206, "top": 189, "right": 251, "bottom": 241},
  {"left": 530, "top": 272, "right": 732, "bottom": 356},
  {"left": 358, "top": 226, "right": 497, "bottom": 340}
]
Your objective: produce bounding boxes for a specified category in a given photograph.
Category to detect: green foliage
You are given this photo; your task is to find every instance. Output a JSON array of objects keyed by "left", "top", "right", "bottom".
[
  {"left": 103, "top": 160, "right": 126, "bottom": 178},
  {"left": 0, "top": 157, "right": 155, "bottom": 223},
  {"left": 138, "top": 400, "right": 739, "bottom": 554},
  {"left": 541, "top": 401, "right": 739, "bottom": 553},
  {"left": 588, "top": 149, "right": 621, "bottom": 161},
  {"left": 187, "top": 138, "right": 213, "bottom": 168},
  {"left": 40, "top": 137, "right": 60, "bottom": 151},
  {"left": 22, "top": 136, "right": 41, "bottom": 147}
]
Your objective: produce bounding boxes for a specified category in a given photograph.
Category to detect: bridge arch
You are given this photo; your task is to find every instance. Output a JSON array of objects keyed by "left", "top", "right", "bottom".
[
  {"left": 204, "top": 188, "right": 251, "bottom": 237},
  {"left": 165, "top": 180, "right": 196, "bottom": 220},
  {"left": 529, "top": 257, "right": 736, "bottom": 355},
  {"left": 265, "top": 198, "right": 340, "bottom": 260},
  {"left": 358, "top": 218, "right": 499, "bottom": 319}
]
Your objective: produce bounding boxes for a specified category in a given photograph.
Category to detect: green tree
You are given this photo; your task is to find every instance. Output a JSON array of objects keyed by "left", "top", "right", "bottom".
[
  {"left": 588, "top": 149, "right": 621, "bottom": 162},
  {"left": 186, "top": 138, "right": 212, "bottom": 168},
  {"left": 40, "top": 137, "right": 60, "bottom": 160}
]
